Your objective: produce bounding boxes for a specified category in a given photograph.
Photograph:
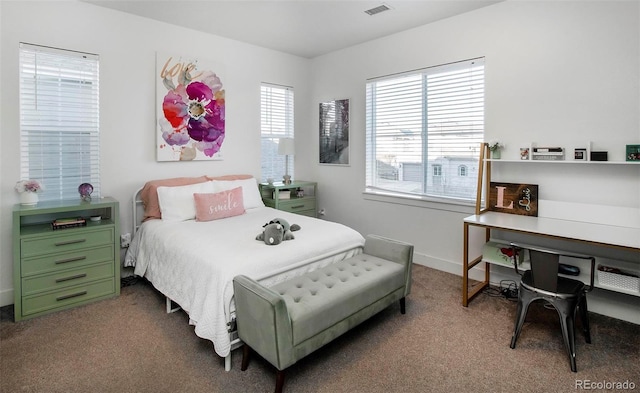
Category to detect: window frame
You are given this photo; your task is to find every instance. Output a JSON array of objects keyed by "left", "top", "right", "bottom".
[
  {"left": 19, "top": 43, "right": 100, "bottom": 202},
  {"left": 260, "top": 83, "right": 295, "bottom": 183},
  {"left": 365, "top": 57, "right": 484, "bottom": 207}
]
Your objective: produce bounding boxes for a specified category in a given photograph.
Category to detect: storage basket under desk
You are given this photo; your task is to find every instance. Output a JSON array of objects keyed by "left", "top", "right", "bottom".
[{"left": 597, "top": 268, "right": 640, "bottom": 294}]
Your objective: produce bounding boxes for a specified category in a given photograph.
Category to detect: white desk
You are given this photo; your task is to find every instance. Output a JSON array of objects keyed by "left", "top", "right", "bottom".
[{"left": 462, "top": 204, "right": 640, "bottom": 306}]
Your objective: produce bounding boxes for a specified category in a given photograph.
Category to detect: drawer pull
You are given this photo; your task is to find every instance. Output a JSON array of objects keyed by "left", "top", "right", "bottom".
[
  {"left": 291, "top": 205, "right": 305, "bottom": 209},
  {"left": 55, "top": 256, "right": 87, "bottom": 264},
  {"left": 55, "top": 239, "right": 87, "bottom": 246},
  {"left": 56, "top": 290, "right": 87, "bottom": 301},
  {"left": 56, "top": 273, "right": 87, "bottom": 283}
]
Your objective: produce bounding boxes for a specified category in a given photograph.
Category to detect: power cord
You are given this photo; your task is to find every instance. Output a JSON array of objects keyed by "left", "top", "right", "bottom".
[{"left": 484, "top": 280, "right": 518, "bottom": 301}]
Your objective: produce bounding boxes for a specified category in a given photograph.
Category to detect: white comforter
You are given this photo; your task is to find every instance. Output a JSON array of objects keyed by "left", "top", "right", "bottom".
[{"left": 124, "top": 207, "right": 365, "bottom": 357}]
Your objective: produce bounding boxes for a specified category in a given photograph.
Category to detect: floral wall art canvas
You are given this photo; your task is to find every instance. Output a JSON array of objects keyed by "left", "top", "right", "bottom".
[{"left": 157, "top": 52, "right": 226, "bottom": 161}]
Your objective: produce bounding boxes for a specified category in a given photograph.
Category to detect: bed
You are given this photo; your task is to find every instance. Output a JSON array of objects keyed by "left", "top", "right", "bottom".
[{"left": 123, "top": 175, "right": 365, "bottom": 370}]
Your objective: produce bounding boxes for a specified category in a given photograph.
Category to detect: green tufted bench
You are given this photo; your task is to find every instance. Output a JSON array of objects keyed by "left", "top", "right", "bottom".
[{"left": 233, "top": 234, "right": 413, "bottom": 393}]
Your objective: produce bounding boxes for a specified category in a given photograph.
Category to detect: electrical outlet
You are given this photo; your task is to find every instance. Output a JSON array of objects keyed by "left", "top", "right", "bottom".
[{"left": 120, "top": 233, "right": 131, "bottom": 248}]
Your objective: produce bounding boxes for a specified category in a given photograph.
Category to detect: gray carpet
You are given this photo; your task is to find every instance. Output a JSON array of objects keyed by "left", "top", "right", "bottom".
[{"left": 1, "top": 265, "right": 638, "bottom": 393}]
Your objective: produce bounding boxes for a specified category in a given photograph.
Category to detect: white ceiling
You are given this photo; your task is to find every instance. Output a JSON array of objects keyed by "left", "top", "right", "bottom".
[{"left": 84, "top": 0, "right": 501, "bottom": 58}]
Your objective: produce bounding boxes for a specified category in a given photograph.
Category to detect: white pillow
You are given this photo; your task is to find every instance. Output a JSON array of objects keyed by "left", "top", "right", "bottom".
[
  {"left": 212, "top": 177, "right": 265, "bottom": 209},
  {"left": 157, "top": 181, "right": 217, "bottom": 221}
]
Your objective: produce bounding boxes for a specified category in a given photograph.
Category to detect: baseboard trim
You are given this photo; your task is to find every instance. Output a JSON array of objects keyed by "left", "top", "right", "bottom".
[{"left": 0, "top": 288, "right": 13, "bottom": 308}]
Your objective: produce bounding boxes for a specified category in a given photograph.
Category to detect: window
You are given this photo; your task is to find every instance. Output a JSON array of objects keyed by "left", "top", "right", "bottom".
[
  {"left": 458, "top": 165, "right": 468, "bottom": 177},
  {"left": 365, "top": 58, "right": 484, "bottom": 203},
  {"left": 260, "top": 83, "right": 294, "bottom": 182},
  {"left": 19, "top": 43, "right": 100, "bottom": 201}
]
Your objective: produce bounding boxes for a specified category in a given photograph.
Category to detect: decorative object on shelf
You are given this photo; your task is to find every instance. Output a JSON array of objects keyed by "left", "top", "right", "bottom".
[
  {"left": 626, "top": 144, "right": 640, "bottom": 162},
  {"left": 296, "top": 188, "right": 304, "bottom": 198},
  {"left": 156, "top": 52, "right": 226, "bottom": 162},
  {"left": 78, "top": 183, "right": 94, "bottom": 201},
  {"left": 488, "top": 140, "right": 503, "bottom": 159},
  {"left": 574, "top": 148, "right": 587, "bottom": 161},
  {"left": 532, "top": 147, "right": 564, "bottom": 160},
  {"left": 51, "top": 217, "right": 87, "bottom": 230},
  {"left": 319, "top": 99, "right": 350, "bottom": 165},
  {"left": 15, "top": 179, "right": 44, "bottom": 206},
  {"left": 279, "top": 137, "right": 295, "bottom": 184},
  {"left": 489, "top": 182, "right": 538, "bottom": 217},
  {"left": 590, "top": 151, "right": 608, "bottom": 161},
  {"left": 519, "top": 148, "right": 529, "bottom": 160}
]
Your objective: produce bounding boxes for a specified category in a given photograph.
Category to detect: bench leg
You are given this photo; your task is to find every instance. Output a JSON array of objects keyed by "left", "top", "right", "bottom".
[
  {"left": 400, "top": 297, "right": 406, "bottom": 314},
  {"left": 241, "top": 344, "right": 251, "bottom": 371},
  {"left": 275, "top": 369, "right": 286, "bottom": 393}
]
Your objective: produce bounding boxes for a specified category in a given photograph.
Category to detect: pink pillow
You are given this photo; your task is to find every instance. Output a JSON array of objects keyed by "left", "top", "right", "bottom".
[{"left": 194, "top": 187, "right": 246, "bottom": 222}]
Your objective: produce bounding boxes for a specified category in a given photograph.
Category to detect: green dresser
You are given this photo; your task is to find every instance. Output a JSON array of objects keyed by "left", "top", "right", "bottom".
[
  {"left": 13, "top": 198, "right": 120, "bottom": 321},
  {"left": 259, "top": 181, "right": 317, "bottom": 217}
]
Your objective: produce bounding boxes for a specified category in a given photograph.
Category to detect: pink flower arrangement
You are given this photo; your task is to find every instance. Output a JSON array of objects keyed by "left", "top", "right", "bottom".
[{"left": 15, "top": 179, "right": 44, "bottom": 193}]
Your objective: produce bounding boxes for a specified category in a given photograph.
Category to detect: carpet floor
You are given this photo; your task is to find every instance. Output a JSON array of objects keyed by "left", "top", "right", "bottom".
[{"left": 1, "top": 264, "right": 638, "bottom": 393}]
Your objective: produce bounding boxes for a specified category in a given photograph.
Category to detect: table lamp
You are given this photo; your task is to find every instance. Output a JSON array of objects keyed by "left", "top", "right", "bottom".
[{"left": 278, "top": 137, "right": 295, "bottom": 184}]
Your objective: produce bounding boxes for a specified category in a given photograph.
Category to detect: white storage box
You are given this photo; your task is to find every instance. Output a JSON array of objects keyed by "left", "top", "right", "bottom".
[
  {"left": 274, "top": 190, "right": 291, "bottom": 199},
  {"left": 597, "top": 266, "right": 640, "bottom": 293}
]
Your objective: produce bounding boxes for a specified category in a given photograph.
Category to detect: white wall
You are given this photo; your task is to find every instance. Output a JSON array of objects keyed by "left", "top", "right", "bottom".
[
  {"left": 307, "top": 1, "right": 640, "bottom": 320},
  {"left": 0, "top": 0, "right": 310, "bottom": 305}
]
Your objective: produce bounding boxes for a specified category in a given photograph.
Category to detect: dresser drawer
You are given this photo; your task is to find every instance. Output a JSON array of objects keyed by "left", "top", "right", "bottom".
[
  {"left": 21, "top": 244, "right": 114, "bottom": 277},
  {"left": 22, "top": 279, "right": 115, "bottom": 317},
  {"left": 278, "top": 198, "right": 316, "bottom": 213},
  {"left": 21, "top": 228, "right": 114, "bottom": 258},
  {"left": 22, "top": 262, "right": 114, "bottom": 296}
]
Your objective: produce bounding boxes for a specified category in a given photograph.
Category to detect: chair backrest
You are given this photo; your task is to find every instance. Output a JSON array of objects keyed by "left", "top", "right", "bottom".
[{"left": 529, "top": 249, "right": 562, "bottom": 292}]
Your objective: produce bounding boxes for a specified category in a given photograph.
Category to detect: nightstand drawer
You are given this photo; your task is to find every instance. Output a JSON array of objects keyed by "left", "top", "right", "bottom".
[
  {"left": 21, "top": 245, "right": 114, "bottom": 277},
  {"left": 22, "top": 262, "right": 114, "bottom": 296},
  {"left": 22, "top": 279, "right": 115, "bottom": 317},
  {"left": 21, "top": 228, "right": 114, "bottom": 258},
  {"left": 277, "top": 198, "right": 316, "bottom": 213}
]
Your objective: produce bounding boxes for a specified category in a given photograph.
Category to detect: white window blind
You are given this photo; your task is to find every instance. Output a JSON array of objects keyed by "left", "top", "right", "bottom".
[
  {"left": 19, "top": 43, "right": 100, "bottom": 201},
  {"left": 260, "top": 83, "right": 294, "bottom": 182},
  {"left": 365, "top": 58, "right": 484, "bottom": 202}
]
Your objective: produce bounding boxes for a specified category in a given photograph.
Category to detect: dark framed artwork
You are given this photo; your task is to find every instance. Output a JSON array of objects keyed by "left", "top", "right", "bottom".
[
  {"left": 319, "top": 99, "right": 349, "bottom": 165},
  {"left": 626, "top": 144, "right": 640, "bottom": 162},
  {"left": 489, "top": 182, "right": 539, "bottom": 216}
]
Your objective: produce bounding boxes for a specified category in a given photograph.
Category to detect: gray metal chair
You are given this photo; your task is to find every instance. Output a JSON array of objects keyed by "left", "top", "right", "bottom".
[{"left": 509, "top": 243, "right": 595, "bottom": 372}]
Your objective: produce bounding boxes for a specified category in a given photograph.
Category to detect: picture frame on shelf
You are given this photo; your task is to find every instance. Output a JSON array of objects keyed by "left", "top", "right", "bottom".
[
  {"left": 626, "top": 144, "right": 640, "bottom": 162},
  {"left": 574, "top": 148, "right": 587, "bottom": 161}
]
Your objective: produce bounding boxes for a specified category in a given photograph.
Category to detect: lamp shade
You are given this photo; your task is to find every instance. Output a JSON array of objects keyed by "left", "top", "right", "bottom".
[{"left": 278, "top": 138, "right": 295, "bottom": 155}]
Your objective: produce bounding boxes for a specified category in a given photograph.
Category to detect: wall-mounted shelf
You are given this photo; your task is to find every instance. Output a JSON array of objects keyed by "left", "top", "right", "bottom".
[{"left": 487, "top": 159, "right": 639, "bottom": 165}]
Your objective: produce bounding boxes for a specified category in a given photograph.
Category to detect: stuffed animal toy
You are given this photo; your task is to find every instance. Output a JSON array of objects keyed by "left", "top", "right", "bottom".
[{"left": 255, "top": 218, "right": 301, "bottom": 245}]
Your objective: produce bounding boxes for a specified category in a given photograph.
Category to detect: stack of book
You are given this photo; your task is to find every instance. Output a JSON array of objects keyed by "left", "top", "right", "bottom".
[{"left": 52, "top": 217, "right": 87, "bottom": 230}]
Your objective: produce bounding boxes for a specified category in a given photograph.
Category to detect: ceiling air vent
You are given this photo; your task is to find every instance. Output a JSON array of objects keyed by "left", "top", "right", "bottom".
[{"left": 365, "top": 4, "right": 392, "bottom": 16}]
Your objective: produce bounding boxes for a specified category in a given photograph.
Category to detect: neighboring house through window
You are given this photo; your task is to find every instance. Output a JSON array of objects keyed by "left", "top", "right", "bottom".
[
  {"left": 365, "top": 58, "right": 484, "bottom": 203},
  {"left": 260, "top": 83, "right": 294, "bottom": 182},
  {"left": 19, "top": 43, "right": 100, "bottom": 201}
]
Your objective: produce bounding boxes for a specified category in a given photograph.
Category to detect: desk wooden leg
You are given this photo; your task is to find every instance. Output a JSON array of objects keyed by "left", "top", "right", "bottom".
[
  {"left": 463, "top": 223, "right": 492, "bottom": 306},
  {"left": 463, "top": 222, "right": 470, "bottom": 306}
]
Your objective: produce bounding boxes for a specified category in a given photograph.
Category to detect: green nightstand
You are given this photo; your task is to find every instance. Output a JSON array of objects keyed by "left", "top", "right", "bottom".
[
  {"left": 259, "top": 181, "right": 317, "bottom": 217},
  {"left": 12, "top": 197, "right": 120, "bottom": 321}
]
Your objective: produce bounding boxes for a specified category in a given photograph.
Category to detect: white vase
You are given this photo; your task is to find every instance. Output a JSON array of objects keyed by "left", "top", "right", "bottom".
[{"left": 20, "top": 192, "right": 39, "bottom": 206}]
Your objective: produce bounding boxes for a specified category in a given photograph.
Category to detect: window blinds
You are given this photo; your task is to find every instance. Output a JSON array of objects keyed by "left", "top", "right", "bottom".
[
  {"left": 19, "top": 43, "right": 100, "bottom": 201},
  {"left": 365, "top": 58, "right": 484, "bottom": 202},
  {"left": 260, "top": 83, "right": 294, "bottom": 182}
]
